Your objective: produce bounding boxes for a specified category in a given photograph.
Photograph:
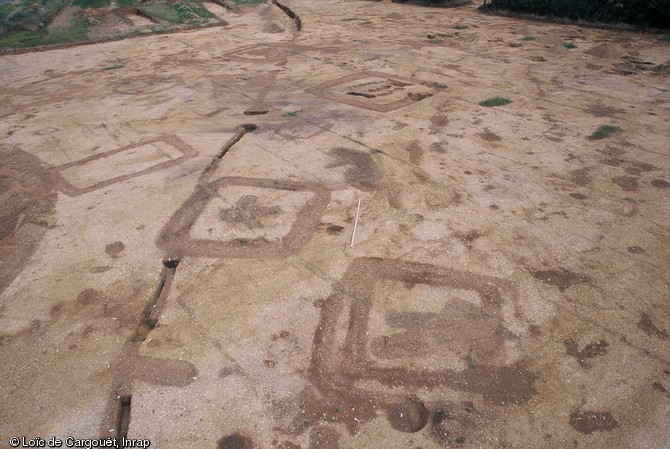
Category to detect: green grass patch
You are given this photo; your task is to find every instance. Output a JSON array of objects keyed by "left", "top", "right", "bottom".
[
  {"left": 589, "top": 125, "right": 621, "bottom": 140},
  {"left": 282, "top": 110, "right": 300, "bottom": 117},
  {"left": 479, "top": 96, "right": 512, "bottom": 107},
  {"left": 521, "top": 35, "right": 535, "bottom": 40},
  {"left": 102, "top": 63, "right": 124, "bottom": 70},
  {"left": 427, "top": 38, "right": 444, "bottom": 44},
  {"left": 435, "top": 82, "right": 447, "bottom": 89},
  {"left": 453, "top": 24, "right": 469, "bottom": 30},
  {"left": 139, "top": 4, "right": 183, "bottom": 23},
  {"left": 0, "top": 30, "right": 46, "bottom": 49},
  {"left": 188, "top": 3, "right": 216, "bottom": 20},
  {"left": 44, "top": 22, "right": 88, "bottom": 45},
  {"left": 73, "top": 0, "right": 110, "bottom": 8},
  {"left": 117, "top": 0, "right": 138, "bottom": 6},
  {"left": 563, "top": 41, "right": 577, "bottom": 49},
  {"left": 659, "top": 35, "right": 670, "bottom": 42}
]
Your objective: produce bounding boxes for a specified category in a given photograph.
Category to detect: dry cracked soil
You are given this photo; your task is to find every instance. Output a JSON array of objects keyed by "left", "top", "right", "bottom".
[{"left": 1, "top": 0, "right": 669, "bottom": 448}]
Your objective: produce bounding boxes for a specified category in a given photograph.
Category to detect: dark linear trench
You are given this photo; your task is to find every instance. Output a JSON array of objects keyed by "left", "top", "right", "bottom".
[
  {"left": 106, "top": 124, "right": 257, "bottom": 438},
  {"left": 273, "top": 0, "right": 302, "bottom": 30}
]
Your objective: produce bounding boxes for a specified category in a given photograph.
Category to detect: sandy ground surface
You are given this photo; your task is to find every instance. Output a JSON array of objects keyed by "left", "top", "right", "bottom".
[{"left": 1, "top": 1, "right": 669, "bottom": 448}]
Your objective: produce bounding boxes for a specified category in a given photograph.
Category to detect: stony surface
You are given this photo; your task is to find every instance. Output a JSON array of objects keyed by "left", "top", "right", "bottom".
[{"left": 1, "top": 1, "right": 669, "bottom": 448}]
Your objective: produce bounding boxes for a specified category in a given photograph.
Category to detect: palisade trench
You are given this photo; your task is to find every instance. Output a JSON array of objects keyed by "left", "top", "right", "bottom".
[{"left": 0, "top": 0, "right": 669, "bottom": 448}]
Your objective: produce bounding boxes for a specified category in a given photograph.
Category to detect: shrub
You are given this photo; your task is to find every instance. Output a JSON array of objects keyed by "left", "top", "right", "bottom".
[
  {"left": 589, "top": 125, "right": 621, "bottom": 140},
  {"left": 479, "top": 96, "right": 512, "bottom": 107}
]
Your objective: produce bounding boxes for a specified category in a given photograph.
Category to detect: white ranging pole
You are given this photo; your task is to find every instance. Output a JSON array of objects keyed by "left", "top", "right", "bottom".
[{"left": 350, "top": 197, "right": 362, "bottom": 248}]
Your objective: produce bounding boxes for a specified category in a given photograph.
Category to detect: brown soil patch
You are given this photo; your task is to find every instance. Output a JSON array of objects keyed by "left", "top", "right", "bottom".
[
  {"left": 638, "top": 314, "right": 669, "bottom": 339},
  {"left": 49, "top": 6, "right": 80, "bottom": 31},
  {"left": 217, "top": 434, "right": 255, "bottom": 449},
  {"left": 479, "top": 128, "right": 502, "bottom": 142},
  {"left": 564, "top": 339, "right": 608, "bottom": 369},
  {"left": 0, "top": 146, "right": 57, "bottom": 294},
  {"left": 611, "top": 175, "right": 639, "bottom": 191},
  {"left": 385, "top": 396, "right": 429, "bottom": 433},
  {"left": 569, "top": 410, "right": 619, "bottom": 434},
  {"left": 105, "top": 241, "right": 126, "bottom": 257},
  {"left": 528, "top": 268, "right": 590, "bottom": 292},
  {"left": 328, "top": 147, "right": 380, "bottom": 191}
]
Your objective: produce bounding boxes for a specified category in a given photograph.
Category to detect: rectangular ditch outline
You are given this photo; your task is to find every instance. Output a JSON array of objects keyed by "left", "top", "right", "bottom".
[
  {"left": 50, "top": 134, "right": 196, "bottom": 196},
  {"left": 157, "top": 177, "right": 330, "bottom": 259},
  {"left": 307, "top": 71, "right": 436, "bottom": 113},
  {"left": 311, "top": 257, "right": 538, "bottom": 404}
]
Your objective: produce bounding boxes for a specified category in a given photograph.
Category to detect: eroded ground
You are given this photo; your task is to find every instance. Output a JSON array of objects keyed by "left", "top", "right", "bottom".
[{"left": 1, "top": 1, "right": 669, "bottom": 448}]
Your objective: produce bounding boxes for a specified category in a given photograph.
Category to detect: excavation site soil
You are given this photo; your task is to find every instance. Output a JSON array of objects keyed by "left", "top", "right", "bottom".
[{"left": 1, "top": 1, "right": 669, "bottom": 448}]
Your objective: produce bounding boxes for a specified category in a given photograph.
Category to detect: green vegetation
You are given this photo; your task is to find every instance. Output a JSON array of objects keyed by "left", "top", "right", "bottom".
[
  {"left": 282, "top": 110, "right": 300, "bottom": 117},
  {"left": 589, "top": 125, "right": 622, "bottom": 140},
  {"left": 1, "top": 0, "right": 68, "bottom": 32},
  {"left": 73, "top": 0, "right": 111, "bottom": 8},
  {"left": 521, "top": 35, "right": 535, "bottom": 40},
  {"left": 563, "top": 41, "right": 577, "bottom": 49},
  {"left": 102, "top": 63, "right": 124, "bottom": 70},
  {"left": 0, "top": 3, "right": 14, "bottom": 21},
  {"left": 427, "top": 38, "right": 444, "bottom": 44},
  {"left": 479, "top": 96, "right": 512, "bottom": 107},
  {"left": 659, "top": 35, "right": 670, "bottom": 42},
  {"left": 435, "top": 82, "right": 447, "bottom": 89},
  {"left": 188, "top": 3, "right": 215, "bottom": 20},
  {"left": 44, "top": 20, "right": 87, "bottom": 44},
  {"left": 482, "top": 0, "right": 670, "bottom": 29},
  {"left": 452, "top": 24, "right": 469, "bottom": 30},
  {"left": 0, "top": 30, "right": 45, "bottom": 49},
  {"left": 139, "top": 5, "right": 182, "bottom": 23},
  {"left": 341, "top": 17, "right": 359, "bottom": 21},
  {"left": 0, "top": 0, "right": 220, "bottom": 50}
]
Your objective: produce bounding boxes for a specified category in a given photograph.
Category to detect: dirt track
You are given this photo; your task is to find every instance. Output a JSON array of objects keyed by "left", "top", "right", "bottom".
[{"left": 1, "top": 1, "right": 669, "bottom": 448}]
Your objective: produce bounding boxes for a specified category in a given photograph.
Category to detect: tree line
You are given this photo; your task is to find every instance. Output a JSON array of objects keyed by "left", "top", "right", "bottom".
[{"left": 481, "top": 0, "right": 670, "bottom": 29}]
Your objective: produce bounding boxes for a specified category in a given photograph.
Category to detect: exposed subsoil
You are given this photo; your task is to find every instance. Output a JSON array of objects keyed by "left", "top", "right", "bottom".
[{"left": 1, "top": 1, "right": 669, "bottom": 448}]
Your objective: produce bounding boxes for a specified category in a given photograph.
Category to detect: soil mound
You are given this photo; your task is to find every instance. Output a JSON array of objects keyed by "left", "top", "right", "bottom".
[
  {"left": 461, "top": 31, "right": 488, "bottom": 43},
  {"left": 263, "top": 22, "right": 285, "bottom": 34},
  {"left": 537, "top": 33, "right": 563, "bottom": 47},
  {"left": 585, "top": 43, "right": 624, "bottom": 59},
  {"left": 257, "top": 4, "right": 282, "bottom": 22},
  {"left": 547, "top": 44, "right": 567, "bottom": 54}
]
